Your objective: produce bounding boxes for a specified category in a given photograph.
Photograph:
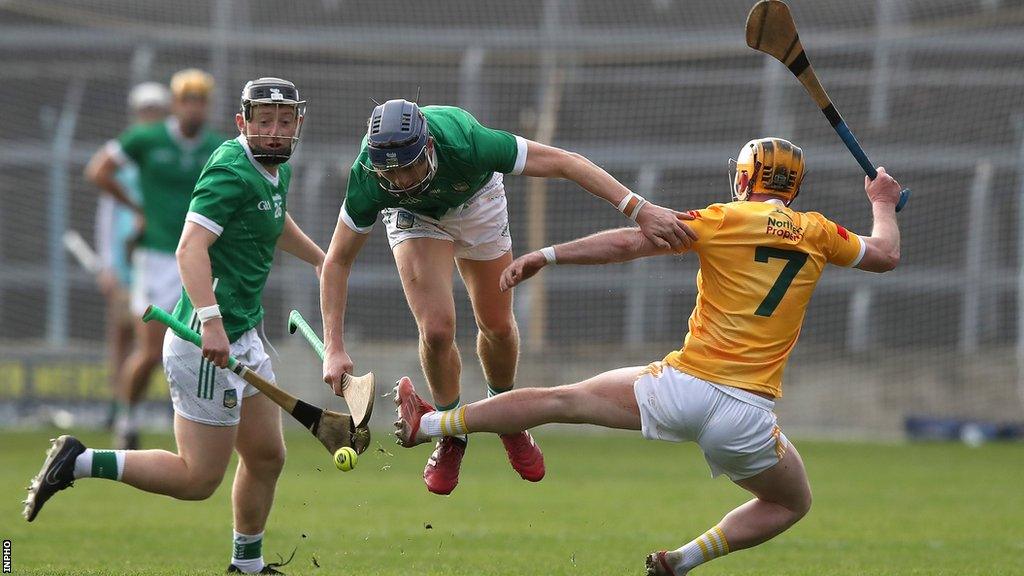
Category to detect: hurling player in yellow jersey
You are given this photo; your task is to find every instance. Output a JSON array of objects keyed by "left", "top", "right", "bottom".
[{"left": 394, "top": 137, "right": 903, "bottom": 575}]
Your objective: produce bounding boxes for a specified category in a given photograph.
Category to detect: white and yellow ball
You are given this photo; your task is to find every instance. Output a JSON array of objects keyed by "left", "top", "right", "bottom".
[{"left": 333, "top": 446, "right": 358, "bottom": 472}]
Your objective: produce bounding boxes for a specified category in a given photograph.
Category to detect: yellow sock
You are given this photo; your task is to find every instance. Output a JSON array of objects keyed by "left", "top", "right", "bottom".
[
  {"left": 675, "top": 525, "right": 730, "bottom": 572},
  {"left": 421, "top": 406, "right": 469, "bottom": 437}
]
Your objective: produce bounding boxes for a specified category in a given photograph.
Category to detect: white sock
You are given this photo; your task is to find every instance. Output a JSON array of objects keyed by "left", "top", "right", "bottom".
[
  {"left": 73, "top": 449, "right": 125, "bottom": 481},
  {"left": 231, "top": 530, "right": 264, "bottom": 573},
  {"left": 673, "top": 525, "right": 730, "bottom": 573},
  {"left": 420, "top": 406, "right": 468, "bottom": 438}
]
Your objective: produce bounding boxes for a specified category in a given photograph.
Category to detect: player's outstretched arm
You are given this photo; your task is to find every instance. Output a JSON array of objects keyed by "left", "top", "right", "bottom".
[
  {"left": 278, "top": 213, "right": 325, "bottom": 273},
  {"left": 320, "top": 215, "right": 369, "bottom": 396},
  {"left": 500, "top": 227, "right": 676, "bottom": 291},
  {"left": 519, "top": 140, "right": 696, "bottom": 251},
  {"left": 855, "top": 167, "right": 902, "bottom": 273}
]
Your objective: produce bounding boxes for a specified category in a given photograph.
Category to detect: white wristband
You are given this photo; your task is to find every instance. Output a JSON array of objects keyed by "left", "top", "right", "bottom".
[
  {"left": 617, "top": 192, "right": 648, "bottom": 222},
  {"left": 628, "top": 198, "right": 648, "bottom": 222},
  {"left": 196, "top": 304, "right": 221, "bottom": 324},
  {"left": 540, "top": 246, "right": 557, "bottom": 264}
]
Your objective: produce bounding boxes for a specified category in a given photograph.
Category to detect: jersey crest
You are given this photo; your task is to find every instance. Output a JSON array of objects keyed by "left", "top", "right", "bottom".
[
  {"left": 396, "top": 210, "right": 415, "bottom": 230},
  {"left": 223, "top": 389, "right": 238, "bottom": 409}
]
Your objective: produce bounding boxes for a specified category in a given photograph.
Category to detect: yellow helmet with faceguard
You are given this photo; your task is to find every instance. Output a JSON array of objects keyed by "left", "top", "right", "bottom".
[{"left": 731, "top": 137, "right": 805, "bottom": 205}]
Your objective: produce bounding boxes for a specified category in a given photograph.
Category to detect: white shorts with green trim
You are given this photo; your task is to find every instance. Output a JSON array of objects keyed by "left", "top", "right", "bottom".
[
  {"left": 381, "top": 172, "right": 512, "bottom": 261},
  {"left": 162, "top": 327, "right": 273, "bottom": 427},
  {"left": 131, "top": 248, "right": 182, "bottom": 316},
  {"left": 633, "top": 363, "right": 789, "bottom": 481}
]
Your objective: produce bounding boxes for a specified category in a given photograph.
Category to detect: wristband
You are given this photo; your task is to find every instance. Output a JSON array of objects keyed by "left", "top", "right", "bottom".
[
  {"left": 196, "top": 304, "right": 222, "bottom": 324},
  {"left": 540, "top": 246, "right": 557, "bottom": 264},
  {"left": 616, "top": 192, "right": 648, "bottom": 222}
]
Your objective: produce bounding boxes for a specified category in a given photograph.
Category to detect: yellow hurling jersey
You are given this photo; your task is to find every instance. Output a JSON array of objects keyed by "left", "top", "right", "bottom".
[{"left": 663, "top": 201, "right": 865, "bottom": 398}]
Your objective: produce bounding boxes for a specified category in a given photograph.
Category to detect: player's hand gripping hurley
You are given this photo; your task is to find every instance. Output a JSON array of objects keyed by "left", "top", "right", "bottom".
[
  {"left": 143, "top": 305, "right": 371, "bottom": 455},
  {"left": 746, "top": 0, "right": 910, "bottom": 212},
  {"left": 288, "top": 309, "right": 375, "bottom": 428}
]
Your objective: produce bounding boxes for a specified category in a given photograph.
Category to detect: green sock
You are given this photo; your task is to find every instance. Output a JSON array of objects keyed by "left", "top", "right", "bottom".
[
  {"left": 73, "top": 449, "right": 125, "bottom": 480},
  {"left": 231, "top": 531, "right": 264, "bottom": 573},
  {"left": 487, "top": 384, "right": 512, "bottom": 398},
  {"left": 436, "top": 397, "right": 460, "bottom": 411}
]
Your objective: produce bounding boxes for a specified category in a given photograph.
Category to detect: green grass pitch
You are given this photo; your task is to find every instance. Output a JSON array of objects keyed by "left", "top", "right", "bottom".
[{"left": 2, "top": 429, "right": 1023, "bottom": 575}]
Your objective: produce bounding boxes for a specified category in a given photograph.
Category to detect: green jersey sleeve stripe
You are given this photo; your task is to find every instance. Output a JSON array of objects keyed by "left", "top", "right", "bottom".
[
  {"left": 186, "top": 211, "right": 223, "bottom": 236},
  {"left": 511, "top": 135, "right": 529, "bottom": 175},
  {"left": 340, "top": 201, "right": 373, "bottom": 234}
]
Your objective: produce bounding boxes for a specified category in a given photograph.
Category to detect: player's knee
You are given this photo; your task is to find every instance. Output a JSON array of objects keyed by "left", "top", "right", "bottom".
[
  {"left": 477, "top": 315, "right": 517, "bottom": 342},
  {"left": 180, "top": 473, "right": 223, "bottom": 501},
  {"left": 776, "top": 484, "right": 812, "bottom": 524},
  {"left": 243, "top": 445, "right": 287, "bottom": 478},
  {"left": 419, "top": 320, "right": 456, "bottom": 351},
  {"left": 792, "top": 488, "right": 812, "bottom": 520}
]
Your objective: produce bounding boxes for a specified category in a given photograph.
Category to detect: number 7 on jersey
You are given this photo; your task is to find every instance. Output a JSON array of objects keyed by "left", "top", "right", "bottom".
[{"left": 754, "top": 247, "right": 808, "bottom": 317}]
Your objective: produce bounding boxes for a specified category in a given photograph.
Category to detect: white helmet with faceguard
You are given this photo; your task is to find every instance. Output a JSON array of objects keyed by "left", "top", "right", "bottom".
[
  {"left": 730, "top": 137, "right": 805, "bottom": 205},
  {"left": 239, "top": 77, "right": 306, "bottom": 164}
]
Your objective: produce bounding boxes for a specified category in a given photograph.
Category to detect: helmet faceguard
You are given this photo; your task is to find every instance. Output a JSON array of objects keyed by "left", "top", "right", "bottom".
[
  {"left": 365, "top": 99, "right": 437, "bottom": 198},
  {"left": 240, "top": 77, "right": 306, "bottom": 164},
  {"left": 728, "top": 137, "right": 805, "bottom": 205}
]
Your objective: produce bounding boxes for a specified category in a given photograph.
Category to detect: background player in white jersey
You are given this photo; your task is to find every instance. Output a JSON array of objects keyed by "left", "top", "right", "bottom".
[
  {"left": 322, "top": 99, "right": 697, "bottom": 495},
  {"left": 26, "top": 78, "right": 319, "bottom": 575},
  {"left": 85, "top": 69, "right": 224, "bottom": 449},
  {"left": 394, "top": 138, "right": 903, "bottom": 575},
  {"left": 85, "top": 81, "right": 171, "bottom": 430}
]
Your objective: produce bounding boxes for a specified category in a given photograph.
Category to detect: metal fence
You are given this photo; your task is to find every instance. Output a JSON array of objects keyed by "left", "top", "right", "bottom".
[{"left": 2, "top": 0, "right": 1023, "bottom": 435}]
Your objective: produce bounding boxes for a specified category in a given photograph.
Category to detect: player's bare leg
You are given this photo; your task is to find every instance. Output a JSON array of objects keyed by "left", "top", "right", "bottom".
[
  {"left": 394, "top": 238, "right": 466, "bottom": 494},
  {"left": 458, "top": 252, "right": 544, "bottom": 480},
  {"left": 727, "top": 445, "right": 811, "bottom": 547},
  {"left": 104, "top": 291, "right": 134, "bottom": 430},
  {"left": 395, "top": 366, "right": 644, "bottom": 446},
  {"left": 231, "top": 392, "right": 287, "bottom": 573},
  {"left": 128, "top": 319, "right": 166, "bottom": 402},
  {"left": 120, "top": 414, "right": 236, "bottom": 499},
  {"left": 647, "top": 443, "right": 811, "bottom": 576},
  {"left": 395, "top": 238, "right": 461, "bottom": 406},
  {"left": 457, "top": 253, "right": 519, "bottom": 391},
  {"left": 115, "top": 318, "right": 166, "bottom": 448},
  {"left": 464, "top": 366, "right": 642, "bottom": 431},
  {"left": 25, "top": 414, "right": 236, "bottom": 521}
]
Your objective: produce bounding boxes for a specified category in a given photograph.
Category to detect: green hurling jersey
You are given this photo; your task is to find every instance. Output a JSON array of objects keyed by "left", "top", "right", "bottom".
[
  {"left": 172, "top": 136, "right": 291, "bottom": 343},
  {"left": 341, "top": 106, "right": 527, "bottom": 232},
  {"left": 114, "top": 118, "right": 224, "bottom": 253}
]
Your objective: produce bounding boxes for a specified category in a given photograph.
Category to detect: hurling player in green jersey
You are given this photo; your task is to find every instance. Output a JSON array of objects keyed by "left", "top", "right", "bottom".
[
  {"left": 85, "top": 69, "right": 224, "bottom": 450},
  {"left": 27, "top": 78, "right": 320, "bottom": 575},
  {"left": 85, "top": 81, "right": 171, "bottom": 434},
  {"left": 321, "top": 99, "right": 697, "bottom": 496}
]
